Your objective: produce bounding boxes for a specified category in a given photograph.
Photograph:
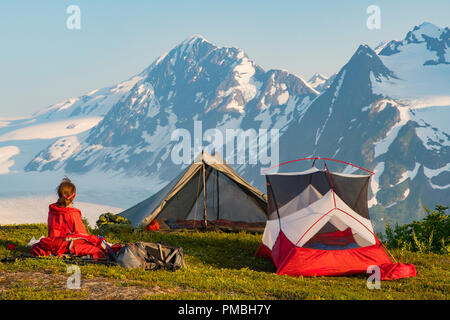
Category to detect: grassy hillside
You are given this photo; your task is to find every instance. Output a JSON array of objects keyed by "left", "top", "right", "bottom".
[{"left": 0, "top": 224, "right": 448, "bottom": 300}]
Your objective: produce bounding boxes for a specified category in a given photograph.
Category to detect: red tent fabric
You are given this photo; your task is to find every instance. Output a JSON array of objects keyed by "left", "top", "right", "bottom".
[
  {"left": 31, "top": 203, "right": 121, "bottom": 259},
  {"left": 267, "top": 230, "right": 392, "bottom": 277},
  {"left": 379, "top": 263, "right": 417, "bottom": 280},
  {"left": 256, "top": 163, "right": 416, "bottom": 279}
]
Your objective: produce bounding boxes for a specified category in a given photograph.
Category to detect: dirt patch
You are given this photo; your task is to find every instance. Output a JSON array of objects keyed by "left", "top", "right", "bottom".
[{"left": 0, "top": 270, "right": 179, "bottom": 299}]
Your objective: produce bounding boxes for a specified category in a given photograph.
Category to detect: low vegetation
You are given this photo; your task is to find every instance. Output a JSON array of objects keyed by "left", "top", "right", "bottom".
[
  {"left": 0, "top": 209, "right": 449, "bottom": 300},
  {"left": 385, "top": 205, "right": 449, "bottom": 254}
]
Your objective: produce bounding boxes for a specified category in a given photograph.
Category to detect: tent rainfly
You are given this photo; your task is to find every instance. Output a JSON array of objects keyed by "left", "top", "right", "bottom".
[
  {"left": 256, "top": 160, "right": 409, "bottom": 277},
  {"left": 118, "top": 151, "right": 268, "bottom": 230}
]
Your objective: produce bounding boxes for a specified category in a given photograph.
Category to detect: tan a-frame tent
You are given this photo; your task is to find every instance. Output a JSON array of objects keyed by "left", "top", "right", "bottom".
[{"left": 118, "top": 151, "right": 268, "bottom": 230}]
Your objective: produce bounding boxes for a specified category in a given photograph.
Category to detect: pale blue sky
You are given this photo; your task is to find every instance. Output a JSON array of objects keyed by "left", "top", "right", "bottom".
[{"left": 1, "top": 0, "right": 449, "bottom": 117}]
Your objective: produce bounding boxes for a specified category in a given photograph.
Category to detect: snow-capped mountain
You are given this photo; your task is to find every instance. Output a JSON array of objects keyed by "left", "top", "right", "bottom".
[
  {"left": 1, "top": 23, "right": 449, "bottom": 231},
  {"left": 307, "top": 73, "right": 335, "bottom": 92},
  {"left": 272, "top": 22, "right": 450, "bottom": 229},
  {"left": 1, "top": 34, "right": 317, "bottom": 183},
  {"left": 52, "top": 35, "right": 317, "bottom": 177},
  {"left": 307, "top": 73, "right": 327, "bottom": 88}
]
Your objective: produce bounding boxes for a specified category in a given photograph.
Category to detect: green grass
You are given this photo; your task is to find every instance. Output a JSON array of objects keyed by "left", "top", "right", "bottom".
[{"left": 0, "top": 224, "right": 449, "bottom": 300}]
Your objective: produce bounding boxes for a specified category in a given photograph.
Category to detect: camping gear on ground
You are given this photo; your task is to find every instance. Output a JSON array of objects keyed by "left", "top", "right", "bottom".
[
  {"left": 30, "top": 203, "right": 122, "bottom": 260},
  {"left": 6, "top": 239, "right": 184, "bottom": 272},
  {"left": 145, "top": 220, "right": 160, "bottom": 231},
  {"left": 116, "top": 241, "right": 185, "bottom": 271},
  {"left": 256, "top": 158, "right": 416, "bottom": 279},
  {"left": 27, "top": 236, "right": 45, "bottom": 247},
  {"left": 119, "top": 151, "right": 268, "bottom": 232}
]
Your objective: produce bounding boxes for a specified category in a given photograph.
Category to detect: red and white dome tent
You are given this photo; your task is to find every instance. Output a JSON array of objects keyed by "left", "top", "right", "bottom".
[{"left": 256, "top": 157, "right": 416, "bottom": 279}]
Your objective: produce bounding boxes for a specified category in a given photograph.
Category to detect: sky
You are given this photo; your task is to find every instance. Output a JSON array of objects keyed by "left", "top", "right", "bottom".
[{"left": 0, "top": 0, "right": 449, "bottom": 118}]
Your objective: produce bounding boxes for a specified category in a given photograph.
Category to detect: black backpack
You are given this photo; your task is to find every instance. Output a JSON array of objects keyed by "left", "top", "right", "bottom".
[{"left": 116, "top": 241, "right": 185, "bottom": 271}]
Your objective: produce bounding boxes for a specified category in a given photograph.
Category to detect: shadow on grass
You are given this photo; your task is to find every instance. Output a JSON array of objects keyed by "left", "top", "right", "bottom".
[
  {"left": 102, "top": 228, "right": 277, "bottom": 273},
  {"left": 0, "top": 225, "right": 43, "bottom": 230},
  {"left": 0, "top": 239, "right": 30, "bottom": 258}
]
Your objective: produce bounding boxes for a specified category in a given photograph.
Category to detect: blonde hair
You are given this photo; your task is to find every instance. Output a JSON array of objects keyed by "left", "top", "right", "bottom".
[{"left": 56, "top": 177, "right": 76, "bottom": 207}]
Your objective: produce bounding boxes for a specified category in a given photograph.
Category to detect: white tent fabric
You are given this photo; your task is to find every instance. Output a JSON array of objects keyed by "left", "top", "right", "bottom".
[
  {"left": 274, "top": 184, "right": 323, "bottom": 219},
  {"left": 270, "top": 167, "right": 320, "bottom": 176},
  {"left": 353, "top": 233, "right": 374, "bottom": 247},
  {"left": 331, "top": 171, "right": 370, "bottom": 178},
  {"left": 261, "top": 190, "right": 376, "bottom": 250},
  {"left": 261, "top": 219, "right": 280, "bottom": 250},
  {"left": 332, "top": 194, "right": 376, "bottom": 245},
  {"left": 281, "top": 190, "right": 335, "bottom": 247}
]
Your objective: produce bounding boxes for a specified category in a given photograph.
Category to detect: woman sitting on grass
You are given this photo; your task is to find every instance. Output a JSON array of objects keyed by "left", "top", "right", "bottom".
[{"left": 31, "top": 177, "right": 121, "bottom": 260}]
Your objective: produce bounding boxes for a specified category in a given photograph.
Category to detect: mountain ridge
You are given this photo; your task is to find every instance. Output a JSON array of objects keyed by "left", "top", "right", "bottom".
[{"left": 1, "top": 23, "right": 449, "bottom": 232}]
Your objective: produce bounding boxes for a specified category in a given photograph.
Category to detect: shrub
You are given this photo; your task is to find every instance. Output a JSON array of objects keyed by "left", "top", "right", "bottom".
[
  {"left": 96, "top": 213, "right": 130, "bottom": 228},
  {"left": 385, "top": 205, "right": 449, "bottom": 254},
  {"left": 95, "top": 213, "right": 132, "bottom": 235}
]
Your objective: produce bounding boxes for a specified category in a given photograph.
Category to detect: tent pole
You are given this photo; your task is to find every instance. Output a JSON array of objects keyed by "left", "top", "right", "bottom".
[
  {"left": 216, "top": 170, "right": 219, "bottom": 220},
  {"left": 202, "top": 153, "right": 208, "bottom": 228}
]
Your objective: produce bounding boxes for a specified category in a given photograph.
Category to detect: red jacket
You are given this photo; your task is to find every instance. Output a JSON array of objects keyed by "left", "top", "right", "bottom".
[
  {"left": 31, "top": 203, "right": 121, "bottom": 259},
  {"left": 47, "top": 203, "right": 88, "bottom": 238}
]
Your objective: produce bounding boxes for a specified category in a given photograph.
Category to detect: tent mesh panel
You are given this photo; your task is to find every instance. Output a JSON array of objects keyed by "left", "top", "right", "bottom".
[{"left": 184, "top": 168, "right": 267, "bottom": 223}]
